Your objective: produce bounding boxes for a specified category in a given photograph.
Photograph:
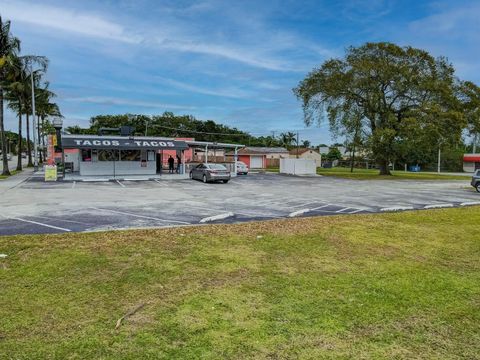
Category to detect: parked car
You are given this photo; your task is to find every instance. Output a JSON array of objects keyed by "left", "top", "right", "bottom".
[
  {"left": 190, "top": 163, "right": 231, "bottom": 183},
  {"left": 236, "top": 161, "right": 249, "bottom": 175},
  {"left": 471, "top": 170, "right": 480, "bottom": 192},
  {"left": 21, "top": 153, "right": 27, "bottom": 159}
]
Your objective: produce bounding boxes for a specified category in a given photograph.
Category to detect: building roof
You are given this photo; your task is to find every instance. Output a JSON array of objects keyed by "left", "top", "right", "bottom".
[
  {"left": 288, "top": 148, "right": 320, "bottom": 156},
  {"left": 464, "top": 154, "right": 480, "bottom": 162},
  {"left": 233, "top": 147, "right": 289, "bottom": 155}
]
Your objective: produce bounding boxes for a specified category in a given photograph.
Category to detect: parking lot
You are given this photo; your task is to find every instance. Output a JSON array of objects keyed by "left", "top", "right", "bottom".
[{"left": 0, "top": 172, "right": 479, "bottom": 236}]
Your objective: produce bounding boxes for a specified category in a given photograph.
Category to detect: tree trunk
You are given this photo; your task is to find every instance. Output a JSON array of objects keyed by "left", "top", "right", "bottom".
[
  {"left": 26, "top": 113, "right": 33, "bottom": 167},
  {"left": 41, "top": 116, "right": 46, "bottom": 159},
  {"left": 379, "top": 159, "right": 391, "bottom": 175},
  {"left": 17, "top": 112, "right": 22, "bottom": 171},
  {"left": 0, "top": 87, "right": 10, "bottom": 176},
  {"left": 37, "top": 115, "right": 43, "bottom": 163}
]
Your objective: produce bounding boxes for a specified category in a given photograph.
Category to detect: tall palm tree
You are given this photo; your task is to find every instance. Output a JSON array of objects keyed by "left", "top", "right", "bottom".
[
  {"left": 6, "top": 56, "right": 47, "bottom": 169},
  {"left": 0, "top": 16, "right": 20, "bottom": 176},
  {"left": 5, "top": 57, "right": 28, "bottom": 171}
]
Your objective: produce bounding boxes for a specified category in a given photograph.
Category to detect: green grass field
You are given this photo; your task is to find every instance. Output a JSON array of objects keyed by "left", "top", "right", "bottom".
[
  {"left": 1, "top": 207, "right": 479, "bottom": 359},
  {"left": 317, "top": 167, "right": 469, "bottom": 180}
]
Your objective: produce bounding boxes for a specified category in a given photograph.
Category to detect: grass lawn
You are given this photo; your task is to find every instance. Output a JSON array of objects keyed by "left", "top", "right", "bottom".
[
  {"left": 1, "top": 208, "right": 479, "bottom": 359},
  {"left": 317, "top": 167, "right": 469, "bottom": 180},
  {"left": 0, "top": 170, "right": 19, "bottom": 180}
]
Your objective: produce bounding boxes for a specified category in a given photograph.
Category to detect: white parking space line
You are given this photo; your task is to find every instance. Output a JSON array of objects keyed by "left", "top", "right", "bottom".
[
  {"left": 116, "top": 180, "right": 125, "bottom": 188},
  {"left": 335, "top": 207, "right": 352, "bottom": 213},
  {"left": 0, "top": 214, "right": 71, "bottom": 232},
  {"left": 310, "top": 204, "right": 331, "bottom": 211},
  {"left": 199, "top": 212, "right": 234, "bottom": 223},
  {"left": 348, "top": 209, "right": 364, "bottom": 214},
  {"left": 153, "top": 179, "right": 167, "bottom": 186},
  {"left": 90, "top": 207, "right": 190, "bottom": 224},
  {"left": 25, "top": 214, "right": 92, "bottom": 226},
  {"left": 72, "top": 181, "right": 76, "bottom": 189}
]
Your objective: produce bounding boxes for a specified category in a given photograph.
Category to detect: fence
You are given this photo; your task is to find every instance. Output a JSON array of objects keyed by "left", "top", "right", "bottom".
[{"left": 280, "top": 158, "right": 316, "bottom": 175}]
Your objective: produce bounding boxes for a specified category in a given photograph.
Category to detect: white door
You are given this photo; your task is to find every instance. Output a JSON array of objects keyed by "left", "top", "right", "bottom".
[{"left": 250, "top": 156, "right": 263, "bottom": 168}]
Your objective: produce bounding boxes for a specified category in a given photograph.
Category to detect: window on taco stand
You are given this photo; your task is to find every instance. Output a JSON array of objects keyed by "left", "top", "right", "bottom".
[
  {"left": 81, "top": 149, "right": 92, "bottom": 162},
  {"left": 120, "top": 150, "right": 141, "bottom": 161},
  {"left": 98, "top": 149, "right": 117, "bottom": 161}
]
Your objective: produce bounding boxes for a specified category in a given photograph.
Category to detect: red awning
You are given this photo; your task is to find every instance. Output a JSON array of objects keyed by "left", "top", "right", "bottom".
[{"left": 464, "top": 155, "right": 480, "bottom": 162}]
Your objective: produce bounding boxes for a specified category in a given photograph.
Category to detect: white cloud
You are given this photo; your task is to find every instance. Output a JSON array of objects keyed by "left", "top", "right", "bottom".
[
  {"left": 0, "top": 0, "right": 324, "bottom": 72},
  {"left": 0, "top": 0, "right": 140, "bottom": 43},
  {"left": 157, "top": 77, "right": 254, "bottom": 99}
]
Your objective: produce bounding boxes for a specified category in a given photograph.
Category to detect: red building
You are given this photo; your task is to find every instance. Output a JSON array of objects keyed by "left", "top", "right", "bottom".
[{"left": 463, "top": 154, "right": 480, "bottom": 173}]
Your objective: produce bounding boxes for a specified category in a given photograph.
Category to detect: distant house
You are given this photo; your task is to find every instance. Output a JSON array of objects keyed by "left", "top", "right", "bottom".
[
  {"left": 318, "top": 146, "right": 329, "bottom": 155},
  {"left": 289, "top": 148, "right": 322, "bottom": 167},
  {"left": 227, "top": 147, "right": 289, "bottom": 169},
  {"left": 318, "top": 145, "right": 349, "bottom": 159}
]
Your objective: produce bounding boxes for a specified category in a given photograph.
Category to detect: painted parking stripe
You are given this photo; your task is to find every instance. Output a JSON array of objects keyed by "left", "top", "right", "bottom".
[
  {"left": 348, "top": 209, "right": 364, "bottom": 214},
  {"left": 72, "top": 181, "right": 76, "bottom": 189},
  {"left": 90, "top": 207, "right": 190, "bottom": 224},
  {"left": 335, "top": 207, "right": 352, "bottom": 213},
  {"left": 310, "top": 204, "right": 331, "bottom": 211},
  {"left": 116, "top": 180, "right": 125, "bottom": 188},
  {"left": 0, "top": 214, "right": 71, "bottom": 232},
  {"left": 153, "top": 179, "right": 167, "bottom": 186},
  {"left": 199, "top": 212, "right": 234, "bottom": 223}
]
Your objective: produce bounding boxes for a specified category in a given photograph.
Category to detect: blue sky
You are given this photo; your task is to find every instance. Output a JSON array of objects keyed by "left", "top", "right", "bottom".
[{"left": 1, "top": 0, "right": 479, "bottom": 145}]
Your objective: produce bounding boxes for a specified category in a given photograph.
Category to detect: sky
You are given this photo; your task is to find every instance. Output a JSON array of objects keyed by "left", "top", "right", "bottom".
[{"left": 1, "top": 0, "right": 479, "bottom": 145}]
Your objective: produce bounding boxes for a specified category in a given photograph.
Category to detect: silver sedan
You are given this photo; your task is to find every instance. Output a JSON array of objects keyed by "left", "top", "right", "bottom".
[{"left": 190, "top": 163, "right": 231, "bottom": 183}]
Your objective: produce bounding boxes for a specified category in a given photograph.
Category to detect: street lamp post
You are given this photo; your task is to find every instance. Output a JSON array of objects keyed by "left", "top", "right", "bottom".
[{"left": 29, "top": 61, "right": 38, "bottom": 171}]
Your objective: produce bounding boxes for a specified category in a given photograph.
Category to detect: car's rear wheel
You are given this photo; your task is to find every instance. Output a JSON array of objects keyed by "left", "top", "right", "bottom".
[
  {"left": 203, "top": 174, "right": 207, "bottom": 183},
  {"left": 476, "top": 183, "right": 480, "bottom": 193},
  {"left": 189, "top": 171, "right": 193, "bottom": 179},
  {"left": 223, "top": 180, "right": 229, "bottom": 183}
]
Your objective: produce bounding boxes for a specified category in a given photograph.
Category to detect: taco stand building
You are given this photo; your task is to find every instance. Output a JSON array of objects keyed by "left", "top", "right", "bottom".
[{"left": 53, "top": 133, "right": 244, "bottom": 180}]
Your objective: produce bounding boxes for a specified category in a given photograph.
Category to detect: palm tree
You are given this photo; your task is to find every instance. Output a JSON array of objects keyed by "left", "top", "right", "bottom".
[
  {"left": 5, "top": 57, "right": 28, "bottom": 171},
  {"left": 0, "top": 16, "right": 20, "bottom": 176},
  {"left": 6, "top": 56, "right": 47, "bottom": 169},
  {"left": 280, "top": 131, "right": 296, "bottom": 148}
]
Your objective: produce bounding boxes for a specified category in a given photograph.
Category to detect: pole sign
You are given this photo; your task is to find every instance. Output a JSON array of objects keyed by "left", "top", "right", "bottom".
[
  {"left": 47, "top": 135, "right": 56, "bottom": 165},
  {"left": 61, "top": 136, "right": 189, "bottom": 150}
]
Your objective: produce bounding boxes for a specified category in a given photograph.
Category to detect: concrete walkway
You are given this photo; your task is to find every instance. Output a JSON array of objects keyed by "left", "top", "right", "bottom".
[{"left": 0, "top": 168, "right": 35, "bottom": 192}]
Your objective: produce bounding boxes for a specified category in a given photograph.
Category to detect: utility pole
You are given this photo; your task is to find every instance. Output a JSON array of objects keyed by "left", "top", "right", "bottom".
[
  {"left": 296, "top": 131, "right": 299, "bottom": 158},
  {"left": 437, "top": 145, "right": 441, "bottom": 173},
  {"left": 30, "top": 61, "right": 38, "bottom": 171}
]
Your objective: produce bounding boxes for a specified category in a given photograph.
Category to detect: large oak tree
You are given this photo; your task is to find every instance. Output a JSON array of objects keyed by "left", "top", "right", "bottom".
[{"left": 294, "top": 42, "right": 464, "bottom": 175}]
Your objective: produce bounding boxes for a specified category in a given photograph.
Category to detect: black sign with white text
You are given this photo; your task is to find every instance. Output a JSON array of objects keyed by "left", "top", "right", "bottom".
[{"left": 62, "top": 136, "right": 189, "bottom": 150}]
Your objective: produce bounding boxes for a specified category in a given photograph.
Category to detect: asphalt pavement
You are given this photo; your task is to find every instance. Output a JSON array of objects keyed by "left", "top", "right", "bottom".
[{"left": 0, "top": 172, "right": 478, "bottom": 236}]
